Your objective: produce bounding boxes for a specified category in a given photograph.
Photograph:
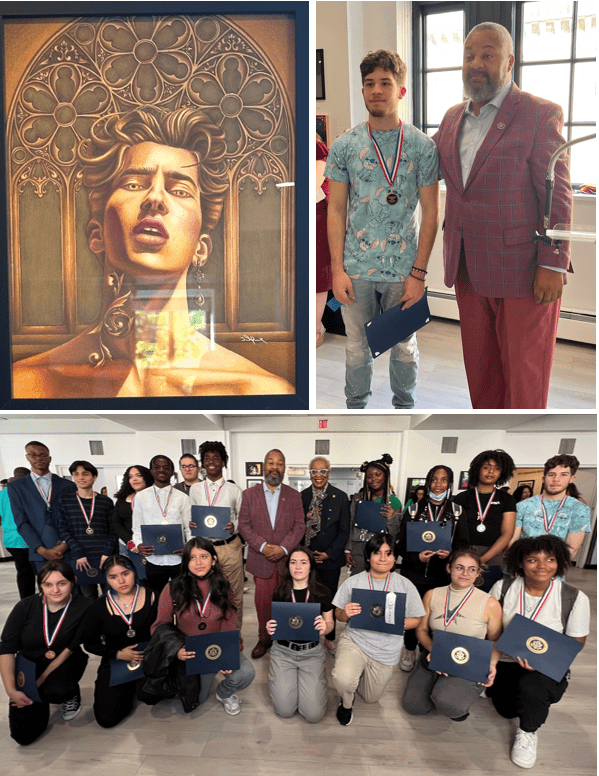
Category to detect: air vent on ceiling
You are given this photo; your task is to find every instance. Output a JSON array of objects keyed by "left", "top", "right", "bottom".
[
  {"left": 181, "top": 439, "right": 197, "bottom": 455},
  {"left": 558, "top": 438, "right": 576, "bottom": 455},
  {"left": 89, "top": 441, "right": 104, "bottom": 456},
  {"left": 315, "top": 440, "right": 330, "bottom": 455},
  {"left": 441, "top": 436, "right": 458, "bottom": 454}
]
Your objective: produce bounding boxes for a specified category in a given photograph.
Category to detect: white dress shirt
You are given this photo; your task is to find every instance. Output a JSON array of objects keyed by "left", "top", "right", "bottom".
[
  {"left": 189, "top": 478, "right": 243, "bottom": 532},
  {"left": 132, "top": 485, "right": 191, "bottom": 566}
]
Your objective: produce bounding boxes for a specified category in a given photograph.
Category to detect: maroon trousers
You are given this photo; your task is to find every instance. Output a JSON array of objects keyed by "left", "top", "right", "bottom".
[
  {"left": 455, "top": 258, "right": 560, "bottom": 409},
  {"left": 254, "top": 569, "right": 283, "bottom": 642}
]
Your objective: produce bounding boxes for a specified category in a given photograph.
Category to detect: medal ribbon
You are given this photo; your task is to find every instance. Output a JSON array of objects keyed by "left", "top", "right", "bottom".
[
  {"left": 76, "top": 492, "right": 96, "bottom": 531},
  {"left": 540, "top": 494, "right": 568, "bottom": 533},
  {"left": 205, "top": 480, "right": 225, "bottom": 507},
  {"left": 153, "top": 485, "right": 173, "bottom": 519},
  {"left": 108, "top": 585, "right": 140, "bottom": 629},
  {"left": 196, "top": 592, "right": 212, "bottom": 621},
  {"left": 43, "top": 594, "right": 72, "bottom": 649},
  {"left": 35, "top": 475, "right": 52, "bottom": 508},
  {"left": 474, "top": 488, "right": 496, "bottom": 528},
  {"left": 368, "top": 121, "right": 403, "bottom": 188},
  {"left": 443, "top": 585, "right": 475, "bottom": 628},
  {"left": 426, "top": 502, "right": 447, "bottom": 522},
  {"left": 520, "top": 578, "right": 554, "bottom": 621},
  {"left": 368, "top": 573, "right": 391, "bottom": 592},
  {"left": 291, "top": 589, "right": 309, "bottom": 603}
]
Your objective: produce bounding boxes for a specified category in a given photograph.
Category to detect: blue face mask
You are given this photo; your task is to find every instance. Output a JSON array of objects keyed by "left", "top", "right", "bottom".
[{"left": 429, "top": 490, "right": 449, "bottom": 502}]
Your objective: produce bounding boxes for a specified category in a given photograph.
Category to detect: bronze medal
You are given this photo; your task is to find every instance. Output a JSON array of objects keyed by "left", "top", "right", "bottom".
[
  {"left": 126, "top": 628, "right": 136, "bottom": 638},
  {"left": 86, "top": 527, "right": 94, "bottom": 535},
  {"left": 386, "top": 192, "right": 398, "bottom": 205},
  {"left": 45, "top": 650, "right": 56, "bottom": 660}
]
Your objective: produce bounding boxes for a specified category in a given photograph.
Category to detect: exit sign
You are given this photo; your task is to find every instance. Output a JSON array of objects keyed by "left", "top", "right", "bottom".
[{"left": 318, "top": 419, "right": 328, "bottom": 429}]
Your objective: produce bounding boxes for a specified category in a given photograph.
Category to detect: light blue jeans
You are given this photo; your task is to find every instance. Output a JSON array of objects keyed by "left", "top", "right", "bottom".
[
  {"left": 341, "top": 279, "right": 419, "bottom": 409},
  {"left": 199, "top": 652, "right": 255, "bottom": 704}
]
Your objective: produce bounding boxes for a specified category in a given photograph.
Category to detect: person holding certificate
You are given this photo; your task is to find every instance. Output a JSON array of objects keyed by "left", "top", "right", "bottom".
[
  {"left": 146, "top": 538, "right": 255, "bottom": 716},
  {"left": 332, "top": 534, "right": 424, "bottom": 725},
  {"left": 83, "top": 554, "right": 158, "bottom": 728},
  {"left": 402, "top": 549, "right": 502, "bottom": 721},
  {"left": 487, "top": 535, "right": 590, "bottom": 769},
  {"left": 0, "top": 561, "right": 90, "bottom": 745},
  {"left": 266, "top": 546, "right": 334, "bottom": 722},
  {"left": 346, "top": 454, "right": 402, "bottom": 575}
]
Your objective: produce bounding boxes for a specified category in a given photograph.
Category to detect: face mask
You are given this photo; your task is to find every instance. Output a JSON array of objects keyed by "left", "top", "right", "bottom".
[{"left": 429, "top": 490, "right": 448, "bottom": 502}]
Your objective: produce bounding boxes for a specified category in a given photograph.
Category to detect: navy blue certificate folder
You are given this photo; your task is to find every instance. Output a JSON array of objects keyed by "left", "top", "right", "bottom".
[
  {"left": 271, "top": 602, "right": 321, "bottom": 641},
  {"left": 428, "top": 630, "right": 493, "bottom": 683},
  {"left": 141, "top": 524, "right": 185, "bottom": 555},
  {"left": 354, "top": 500, "right": 387, "bottom": 533},
  {"left": 364, "top": 288, "right": 431, "bottom": 358},
  {"left": 121, "top": 544, "right": 147, "bottom": 580},
  {"left": 191, "top": 505, "right": 231, "bottom": 540},
  {"left": 109, "top": 642, "right": 149, "bottom": 686},
  {"left": 350, "top": 589, "right": 406, "bottom": 635},
  {"left": 185, "top": 630, "right": 240, "bottom": 675},
  {"left": 74, "top": 555, "right": 106, "bottom": 586},
  {"left": 15, "top": 655, "right": 41, "bottom": 703},
  {"left": 495, "top": 614, "right": 583, "bottom": 681},
  {"left": 406, "top": 522, "right": 452, "bottom": 552}
]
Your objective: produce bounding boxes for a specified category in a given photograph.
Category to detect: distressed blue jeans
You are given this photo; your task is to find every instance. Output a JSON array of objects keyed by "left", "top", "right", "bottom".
[{"left": 340, "top": 279, "right": 418, "bottom": 409}]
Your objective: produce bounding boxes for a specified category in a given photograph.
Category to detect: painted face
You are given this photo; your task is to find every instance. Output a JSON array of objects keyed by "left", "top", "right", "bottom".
[
  {"left": 479, "top": 459, "right": 501, "bottom": 486},
  {"left": 128, "top": 467, "right": 147, "bottom": 492},
  {"left": 289, "top": 551, "right": 311, "bottom": 585},
  {"left": 462, "top": 29, "right": 514, "bottom": 104},
  {"left": 430, "top": 469, "right": 451, "bottom": 496},
  {"left": 310, "top": 460, "right": 330, "bottom": 490},
  {"left": 25, "top": 445, "right": 51, "bottom": 474},
  {"left": 366, "top": 466, "right": 386, "bottom": 495},
  {"left": 369, "top": 543, "right": 396, "bottom": 577},
  {"left": 188, "top": 546, "right": 216, "bottom": 577},
  {"left": 40, "top": 571, "right": 72, "bottom": 606},
  {"left": 72, "top": 465, "right": 97, "bottom": 491},
  {"left": 203, "top": 451, "right": 224, "bottom": 480},
  {"left": 543, "top": 466, "right": 574, "bottom": 497},
  {"left": 93, "top": 142, "right": 211, "bottom": 279},
  {"left": 449, "top": 556, "right": 479, "bottom": 588},
  {"left": 106, "top": 564, "right": 136, "bottom": 595},
  {"left": 362, "top": 67, "right": 405, "bottom": 119},
  {"left": 522, "top": 551, "right": 558, "bottom": 583},
  {"left": 264, "top": 451, "right": 285, "bottom": 486},
  {"left": 151, "top": 457, "right": 173, "bottom": 485}
]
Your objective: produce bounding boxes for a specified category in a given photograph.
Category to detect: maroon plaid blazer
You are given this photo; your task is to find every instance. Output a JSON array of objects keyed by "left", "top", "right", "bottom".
[
  {"left": 434, "top": 84, "right": 572, "bottom": 299},
  {"left": 238, "top": 482, "right": 305, "bottom": 579}
]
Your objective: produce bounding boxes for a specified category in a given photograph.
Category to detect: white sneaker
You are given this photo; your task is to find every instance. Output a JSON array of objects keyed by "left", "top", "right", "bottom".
[
  {"left": 61, "top": 695, "right": 82, "bottom": 721},
  {"left": 216, "top": 692, "right": 241, "bottom": 716},
  {"left": 399, "top": 646, "right": 416, "bottom": 672},
  {"left": 511, "top": 728, "right": 538, "bottom": 768}
]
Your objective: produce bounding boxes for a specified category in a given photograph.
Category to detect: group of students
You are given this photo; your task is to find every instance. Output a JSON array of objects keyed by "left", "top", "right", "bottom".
[{"left": 0, "top": 442, "right": 592, "bottom": 771}]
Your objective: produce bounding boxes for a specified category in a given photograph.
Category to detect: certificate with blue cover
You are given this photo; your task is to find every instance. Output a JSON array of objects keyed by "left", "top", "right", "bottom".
[
  {"left": 184, "top": 630, "right": 241, "bottom": 675},
  {"left": 75, "top": 555, "right": 106, "bottom": 586},
  {"left": 271, "top": 601, "right": 321, "bottom": 641},
  {"left": 495, "top": 613, "right": 584, "bottom": 681},
  {"left": 354, "top": 500, "right": 387, "bottom": 533},
  {"left": 406, "top": 522, "right": 452, "bottom": 552},
  {"left": 141, "top": 524, "right": 185, "bottom": 555},
  {"left": 120, "top": 543, "right": 147, "bottom": 580},
  {"left": 15, "top": 655, "right": 41, "bottom": 703},
  {"left": 428, "top": 630, "right": 493, "bottom": 683},
  {"left": 109, "top": 642, "right": 149, "bottom": 687},
  {"left": 364, "top": 289, "right": 431, "bottom": 358},
  {"left": 350, "top": 589, "right": 406, "bottom": 635},
  {"left": 191, "top": 505, "right": 231, "bottom": 540}
]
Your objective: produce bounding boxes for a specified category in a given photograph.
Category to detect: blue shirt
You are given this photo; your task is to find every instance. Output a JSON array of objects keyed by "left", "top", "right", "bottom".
[
  {"left": 259, "top": 482, "right": 288, "bottom": 555},
  {"left": 325, "top": 121, "right": 439, "bottom": 283},
  {"left": 516, "top": 495, "right": 591, "bottom": 540}
]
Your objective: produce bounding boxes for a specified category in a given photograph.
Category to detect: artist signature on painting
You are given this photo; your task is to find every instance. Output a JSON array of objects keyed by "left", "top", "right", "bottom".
[{"left": 240, "top": 335, "right": 268, "bottom": 344}]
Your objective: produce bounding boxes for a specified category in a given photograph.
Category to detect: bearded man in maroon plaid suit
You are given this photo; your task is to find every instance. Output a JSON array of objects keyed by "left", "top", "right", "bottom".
[{"left": 434, "top": 22, "right": 572, "bottom": 409}]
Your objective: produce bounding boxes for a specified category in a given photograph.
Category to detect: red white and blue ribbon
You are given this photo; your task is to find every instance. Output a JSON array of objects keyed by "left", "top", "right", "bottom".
[
  {"left": 76, "top": 492, "right": 96, "bottom": 531},
  {"left": 368, "top": 573, "right": 392, "bottom": 591},
  {"left": 368, "top": 121, "right": 403, "bottom": 188},
  {"left": 153, "top": 485, "right": 173, "bottom": 519},
  {"left": 443, "top": 585, "right": 475, "bottom": 628},
  {"left": 474, "top": 488, "right": 496, "bottom": 528},
  {"left": 43, "top": 594, "right": 72, "bottom": 649},
  {"left": 205, "top": 480, "right": 225, "bottom": 507},
  {"left": 520, "top": 578, "right": 554, "bottom": 621},
  {"left": 108, "top": 585, "right": 140, "bottom": 629},
  {"left": 427, "top": 502, "right": 448, "bottom": 522},
  {"left": 540, "top": 494, "right": 568, "bottom": 533}
]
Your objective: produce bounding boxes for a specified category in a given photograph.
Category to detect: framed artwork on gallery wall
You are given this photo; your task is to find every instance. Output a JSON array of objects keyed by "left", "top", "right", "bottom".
[
  {"left": 316, "top": 114, "right": 330, "bottom": 147},
  {"left": 0, "top": 1, "right": 309, "bottom": 409}
]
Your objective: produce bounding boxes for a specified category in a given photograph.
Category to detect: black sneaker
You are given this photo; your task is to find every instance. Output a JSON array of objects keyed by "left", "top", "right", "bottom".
[
  {"left": 336, "top": 702, "right": 353, "bottom": 726},
  {"left": 61, "top": 694, "right": 81, "bottom": 721}
]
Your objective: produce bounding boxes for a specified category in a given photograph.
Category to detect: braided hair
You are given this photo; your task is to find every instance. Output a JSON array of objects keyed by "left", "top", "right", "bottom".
[{"left": 360, "top": 453, "right": 393, "bottom": 503}]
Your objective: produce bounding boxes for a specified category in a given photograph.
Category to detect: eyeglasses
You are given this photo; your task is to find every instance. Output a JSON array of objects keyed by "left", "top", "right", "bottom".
[
  {"left": 453, "top": 565, "right": 478, "bottom": 575},
  {"left": 309, "top": 469, "right": 329, "bottom": 475},
  {"left": 180, "top": 465, "right": 198, "bottom": 470}
]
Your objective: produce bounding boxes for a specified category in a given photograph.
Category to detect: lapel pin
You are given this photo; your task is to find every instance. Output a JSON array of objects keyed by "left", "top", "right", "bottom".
[{"left": 497, "top": 122, "right": 505, "bottom": 129}]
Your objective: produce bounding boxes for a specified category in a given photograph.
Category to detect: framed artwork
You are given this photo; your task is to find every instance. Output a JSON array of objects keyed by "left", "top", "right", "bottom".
[
  {"left": 404, "top": 477, "right": 426, "bottom": 505},
  {"left": 517, "top": 479, "right": 535, "bottom": 491},
  {"left": 246, "top": 477, "right": 262, "bottom": 489},
  {"left": 245, "top": 461, "right": 262, "bottom": 477},
  {"left": 316, "top": 48, "right": 325, "bottom": 100},
  {"left": 0, "top": 1, "right": 308, "bottom": 409},
  {"left": 458, "top": 471, "right": 469, "bottom": 490},
  {"left": 316, "top": 114, "right": 330, "bottom": 147}
]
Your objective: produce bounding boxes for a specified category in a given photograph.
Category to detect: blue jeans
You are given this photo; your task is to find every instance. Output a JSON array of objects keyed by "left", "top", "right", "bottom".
[
  {"left": 198, "top": 652, "right": 255, "bottom": 704},
  {"left": 341, "top": 279, "right": 419, "bottom": 408}
]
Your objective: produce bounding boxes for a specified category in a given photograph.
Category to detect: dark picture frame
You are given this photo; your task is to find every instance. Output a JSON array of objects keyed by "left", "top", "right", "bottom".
[
  {"left": 245, "top": 462, "right": 262, "bottom": 477},
  {"left": 246, "top": 478, "right": 262, "bottom": 489},
  {"left": 0, "top": 1, "right": 309, "bottom": 410},
  {"left": 316, "top": 48, "right": 325, "bottom": 100},
  {"left": 458, "top": 471, "right": 469, "bottom": 490},
  {"left": 517, "top": 479, "right": 535, "bottom": 491},
  {"left": 404, "top": 477, "right": 426, "bottom": 506}
]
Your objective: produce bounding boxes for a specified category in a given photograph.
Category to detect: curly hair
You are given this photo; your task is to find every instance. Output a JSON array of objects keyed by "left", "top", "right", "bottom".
[
  {"left": 172, "top": 537, "right": 235, "bottom": 619},
  {"left": 360, "top": 453, "right": 393, "bottom": 503},
  {"left": 114, "top": 465, "right": 153, "bottom": 500},
  {"left": 544, "top": 454, "right": 579, "bottom": 476},
  {"left": 360, "top": 50, "right": 407, "bottom": 86},
  {"left": 468, "top": 450, "right": 515, "bottom": 488},
  {"left": 504, "top": 535, "right": 571, "bottom": 579},
  {"left": 78, "top": 106, "right": 229, "bottom": 244},
  {"left": 513, "top": 484, "right": 534, "bottom": 503},
  {"left": 273, "top": 546, "right": 330, "bottom": 602},
  {"left": 199, "top": 441, "right": 229, "bottom": 468}
]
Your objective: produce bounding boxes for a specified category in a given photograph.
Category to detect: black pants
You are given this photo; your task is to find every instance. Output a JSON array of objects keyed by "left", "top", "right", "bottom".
[
  {"left": 6, "top": 548, "right": 36, "bottom": 599},
  {"left": 9, "top": 649, "right": 88, "bottom": 746},
  {"left": 487, "top": 661, "right": 568, "bottom": 732},
  {"left": 144, "top": 561, "right": 182, "bottom": 594},
  {"left": 315, "top": 566, "right": 341, "bottom": 640},
  {"left": 93, "top": 663, "right": 149, "bottom": 728}
]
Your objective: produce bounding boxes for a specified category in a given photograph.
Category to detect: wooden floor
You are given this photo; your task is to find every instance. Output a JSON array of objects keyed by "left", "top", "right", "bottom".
[
  {"left": 316, "top": 318, "right": 596, "bottom": 409},
  {"left": 0, "top": 560, "right": 595, "bottom": 776}
]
